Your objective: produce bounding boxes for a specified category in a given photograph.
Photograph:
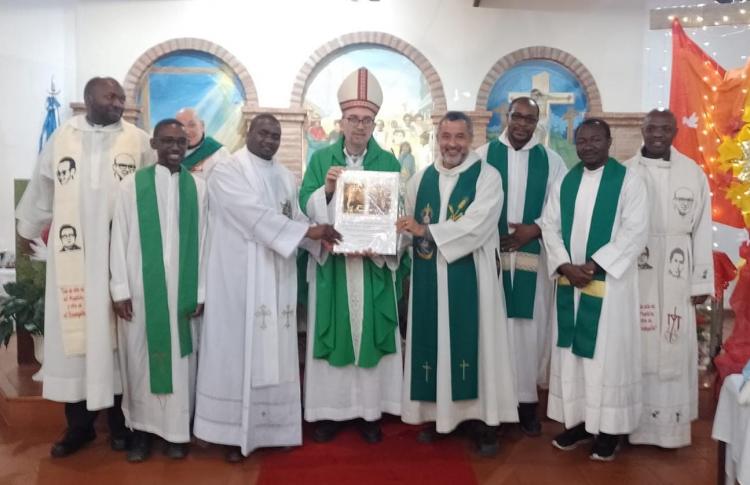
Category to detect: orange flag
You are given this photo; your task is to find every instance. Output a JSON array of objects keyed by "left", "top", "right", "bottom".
[{"left": 669, "top": 19, "right": 745, "bottom": 228}]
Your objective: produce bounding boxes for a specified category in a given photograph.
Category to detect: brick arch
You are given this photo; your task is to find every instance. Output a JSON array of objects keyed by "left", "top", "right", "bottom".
[
  {"left": 122, "top": 37, "right": 259, "bottom": 108},
  {"left": 475, "top": 46, "right": 602, "bottom": 114},
  {"left": 289, "top": 32, "right": 447, "bottom": 113}
]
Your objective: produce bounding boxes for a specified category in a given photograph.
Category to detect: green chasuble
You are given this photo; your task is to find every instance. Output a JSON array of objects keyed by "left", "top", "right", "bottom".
[
  {"left": 299, "top": 137, "right": 400, "bottom": 368},
  {"left": 486, "top": 140, "right": 548, "bottom": 319},
  {"left": 556, "top": 158, "right": 625, "bottom": 359},
  {"left": 411, "top": 161, "right": 482, "bottom": 402},
  {"left": 181, "top": 136, "right": 223, "bottom": 171},
  {"left": 135, "top": 165, "right": 199, "bottom": 393}
]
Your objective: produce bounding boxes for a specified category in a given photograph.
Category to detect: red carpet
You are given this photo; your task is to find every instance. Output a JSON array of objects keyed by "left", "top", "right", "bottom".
[{"left": 257, "top": 419, "right": 477, "bottom": 485}]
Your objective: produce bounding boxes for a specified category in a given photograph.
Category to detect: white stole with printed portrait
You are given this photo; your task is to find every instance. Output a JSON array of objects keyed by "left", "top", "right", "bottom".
[
  {"left": 51, "top": 122, "right": 140, "bottom": 356},
  {"left": 633, "top": 153, "right": 702, "bottom": 379}
]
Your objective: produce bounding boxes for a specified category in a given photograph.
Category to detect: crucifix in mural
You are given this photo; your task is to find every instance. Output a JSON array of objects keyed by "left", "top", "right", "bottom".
[
  {"left": 487, "top": 59, "right": 589, "bottom": 168},
  {"left": 508, "top": 72, "right": 576, "bottom": 145}
]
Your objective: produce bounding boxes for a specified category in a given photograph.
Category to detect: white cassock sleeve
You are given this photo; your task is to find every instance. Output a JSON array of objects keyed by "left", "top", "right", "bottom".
[
  {"left": 534, "top": 148, "right": 568, "bottom": 227},
  {"left": 404, "top": 170, "right": 421, "bottom": 224},
  {"left": 400, "top": 169, "right": 425, "bottom": 254},
  {"left": 293, "top": 183, "right": 323, "bottom": 262},
  {"left": 303, "top": 186, "right": 335, "bottom": 266},
  {"left": 305, "top": 186, "right": 336, "bottom": 226},
  {"left": 368, "top": 254, "right": 399, "bottom": 271},
  {"left": 196, "top": 178, "right": 208, "bottom": 304},
  {"left": 16, "top": 142, "right": 55, "bottom": 239},
  {"left": 591, "top": 170, "right": 649, "bottom": 279},
  {"left": 109, "top": 177, "right": 134, "bottom": 303},
  {"left": 429, "top": 166, "right": 503, "bottom": 264},
  {"left": 208, "top": 162, "right": 308, "bottom": 259},
  {"left": 690, "top": 174, "right": 714, "bottom": 297},
  {"left": 540, "top": 179, "right": 569, "bottom": 279}
]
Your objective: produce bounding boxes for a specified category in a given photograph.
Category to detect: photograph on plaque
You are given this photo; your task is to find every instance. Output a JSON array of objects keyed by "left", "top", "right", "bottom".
[
  {"left": 342, "top": 182, "right": 366, "bottom": 214},
  {"left": 333, "top": 170, "right": 400, "bottom": 255},
  {"left": 367, "top": 182, "right": 393, "bottom": 215}
]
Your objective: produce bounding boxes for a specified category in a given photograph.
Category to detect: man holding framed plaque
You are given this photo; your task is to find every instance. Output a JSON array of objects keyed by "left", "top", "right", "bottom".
[{"left": 299, "top": 68, "right": 403, "bottom": 444}]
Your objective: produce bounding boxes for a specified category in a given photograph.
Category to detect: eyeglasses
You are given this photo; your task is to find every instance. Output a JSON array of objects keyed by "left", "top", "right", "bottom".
[
  {"left": 345, "top": 116, "right": 375, "bottom": 127},
  {"left": 157, "top": 137, "right": 188, "bottom": 147},
  {"left": 509, "top": 113, "right": 539, "bottom": 124}
]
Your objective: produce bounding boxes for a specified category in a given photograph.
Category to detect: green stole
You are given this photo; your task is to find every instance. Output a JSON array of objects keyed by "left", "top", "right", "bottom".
[
  {"left": 486, "top": 140, "right": 549, "bottom": 319},
  {"left": 411, "top": 161, "right": 481, "bottom": 402},
  {"left": 301, "top": 137, "right": 400, "bottom": 368},
  {"left": 135, "top": 165, "right": 199, "bottom": 393},
  {"left": 181, "top": 136, "right": 222, "bottom": 170},
  {"left": 556, "top": 158, "right": 625, "bottom": 359}
]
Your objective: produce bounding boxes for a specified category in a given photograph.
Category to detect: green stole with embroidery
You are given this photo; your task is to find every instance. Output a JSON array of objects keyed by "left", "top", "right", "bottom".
[
  {"left": 411, "top": 161, "right": 481, "bottom": 402},
  {"left": 486, "top": 140, "right": 548, "bottom": 318},
  {"left": 556, "top": 158, "right": 625, "bottom": 359},
  {"left": 135, "top": 165, "right": 199, "bottom": 393}
]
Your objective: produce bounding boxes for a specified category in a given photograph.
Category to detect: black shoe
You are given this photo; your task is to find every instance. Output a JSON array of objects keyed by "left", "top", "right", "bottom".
[
  {"left": 590, "top": 433, "right": 621, "bottom": 462},
  {"left": 225, "top": 446, "right": 244, "bottom": 463},
  {"left": 312, "top": 420, "right": 343, "bottom": 443},
  {"left": 416, "top": 424, "right": 443, "bottom": 444},
  {"left": 552, "top": 423, "right": 594, "bottom": 451},
  {"left": 518, "top": 403, "right": 542, "bottom": 437},
  {"left": 357, "top": 420, "right": 382, "bottom": 444},
  {"left": 110, "top": 430, "right": 132, "bottom": 452},
  {"left": 164, "top": 442, "right": 188, "bottom": 460},
  {"left": 472, "top": 422, "right": 499, "bottom": 458},
  {"left": 126, "top": 431, "right": 152, "bottom": 463},
  {"left": 50, "top": 428, "right": 96, "bottom": 458}
]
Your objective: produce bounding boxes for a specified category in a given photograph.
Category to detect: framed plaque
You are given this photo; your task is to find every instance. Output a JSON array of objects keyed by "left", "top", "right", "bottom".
[{"left": 333, "top": 170, "right": 400, "bottom": 255}]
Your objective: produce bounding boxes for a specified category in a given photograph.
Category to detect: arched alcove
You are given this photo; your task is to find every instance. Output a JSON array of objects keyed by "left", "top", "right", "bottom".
[
  {"left": 123, "top": 37, "right": 258, "bottom": 108},
  {"left": 475, "top": 46, "right": 602, "bottom": 113},
  {"left": 289, "top": 32, "right": 447, "bottom": 113}
]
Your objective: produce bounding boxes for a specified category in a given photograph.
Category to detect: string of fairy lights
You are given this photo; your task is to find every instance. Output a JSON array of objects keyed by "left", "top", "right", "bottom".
[
  {"left": 648, "top": 3, "right": 750, "bottom": 111},
  {"left": 647, "top": 2, "right": 750, "bottom": 252}
]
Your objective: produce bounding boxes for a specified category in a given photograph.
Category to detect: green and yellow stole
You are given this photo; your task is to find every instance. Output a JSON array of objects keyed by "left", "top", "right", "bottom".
[
  {"left": 486, "top": 140, "right": 549, "bottom": 319},
  {"left": 556, "top": 158, "right": 625, "bottom": 359}
]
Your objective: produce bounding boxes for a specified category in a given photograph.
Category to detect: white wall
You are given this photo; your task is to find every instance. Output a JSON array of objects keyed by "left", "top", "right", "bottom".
[
  {"left": 69, "top": 0, "right": 647, "bottom": 111},
  {"left": 0, "top": 0, "right": 651, "bottom": 253},
  {"left": 0, "top": 1, "right": 76, "bottom": 253},
  {"left": 4, "top": 0, "right": 747, "bottom": 265}
]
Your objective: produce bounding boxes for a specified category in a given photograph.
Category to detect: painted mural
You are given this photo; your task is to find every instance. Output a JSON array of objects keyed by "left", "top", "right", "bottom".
[
  {"left": 303, "top": 47, "right": 434, "bottom": 179},
  {"left": 486, "top": 59, "right": 589, "bottom": 168},
  {"left": 136, "top": 50, "right": 245, "bottom": 150}
]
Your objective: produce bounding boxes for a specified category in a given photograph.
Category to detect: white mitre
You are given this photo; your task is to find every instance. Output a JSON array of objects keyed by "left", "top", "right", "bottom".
[{"left": 337, "top": 67, "right": 383, "bottom": 116}]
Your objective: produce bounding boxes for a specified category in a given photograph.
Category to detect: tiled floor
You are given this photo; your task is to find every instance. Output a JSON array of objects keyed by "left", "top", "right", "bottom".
[
  {"left": 0, "top": 330, "right": 726, "bottom": 485},
  {"left": 0, "top": 389, "right": 719, "bottom": 485}
]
